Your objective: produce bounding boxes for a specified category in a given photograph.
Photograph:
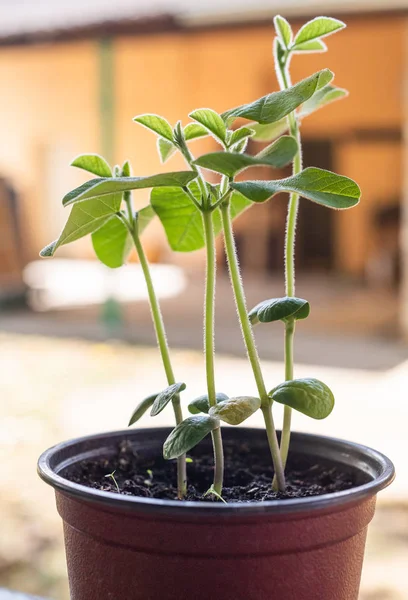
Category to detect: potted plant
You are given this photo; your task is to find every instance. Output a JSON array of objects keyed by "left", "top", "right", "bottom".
[{"left": 38, "top": 16, "right": 394, "bottom": 600}]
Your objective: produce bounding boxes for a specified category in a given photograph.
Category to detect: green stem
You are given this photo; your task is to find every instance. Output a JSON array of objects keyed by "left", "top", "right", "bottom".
[
  {"left": 278, "top": 52, "right": 303, "bottom": 469},
  {"left": 130, "top": 214, "right": 186, "bottom": 499},
  {"left": 202, "top": 210, "right": 224, "bottom": 494},
  {"left": 220, "top": 202, "right": 285, "bottom": 491}
]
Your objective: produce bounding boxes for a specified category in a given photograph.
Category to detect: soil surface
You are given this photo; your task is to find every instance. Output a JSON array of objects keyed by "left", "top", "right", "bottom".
[{"left": 65, "top": 438, "right": 360, "bottom": 502}]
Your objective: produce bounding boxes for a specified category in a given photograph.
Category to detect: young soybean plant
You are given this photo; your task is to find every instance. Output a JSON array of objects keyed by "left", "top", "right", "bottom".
[
  {"left": 40, "top": 155, "right": 197, "bottom": 499},
  {"left": 142, "top": 15, "right": 360, "bottom": 495}
]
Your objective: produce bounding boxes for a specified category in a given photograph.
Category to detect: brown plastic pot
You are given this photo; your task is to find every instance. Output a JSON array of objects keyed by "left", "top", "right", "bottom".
[{"left": 38, "top": 427, "right": 394, "bottom": 600}]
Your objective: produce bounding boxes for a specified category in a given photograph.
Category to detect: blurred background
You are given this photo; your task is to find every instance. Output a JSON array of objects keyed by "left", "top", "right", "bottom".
[{"left": 0, "top": 0, "right": 407, "bottom": 598}]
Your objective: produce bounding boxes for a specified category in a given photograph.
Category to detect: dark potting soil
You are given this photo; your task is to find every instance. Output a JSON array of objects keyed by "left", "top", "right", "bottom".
[{"left": 65, "top": 437, "right": 359, "bottom": 502}]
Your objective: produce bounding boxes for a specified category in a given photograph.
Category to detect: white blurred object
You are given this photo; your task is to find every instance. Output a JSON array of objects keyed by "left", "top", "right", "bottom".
[{"left": 23, "top": 259, "right": 186, "bottom": 311}]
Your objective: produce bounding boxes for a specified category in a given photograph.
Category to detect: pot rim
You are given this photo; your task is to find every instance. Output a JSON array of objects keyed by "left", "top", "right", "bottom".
[{"left": 38, "top": 427, "right": 395, "bottom": 516}]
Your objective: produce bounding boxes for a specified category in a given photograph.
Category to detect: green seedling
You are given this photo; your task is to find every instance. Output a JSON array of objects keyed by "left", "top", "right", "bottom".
[
  {"left": 42, "top": 15, "right": 360, "bottom": 498},
  {"left": 105, "top": 470, "right": 120, "bottom": 493}
]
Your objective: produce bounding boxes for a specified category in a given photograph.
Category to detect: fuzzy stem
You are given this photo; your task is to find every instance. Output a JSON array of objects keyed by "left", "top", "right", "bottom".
[
  {"left": 277, "top": 50, "right": 303, "bottom": 470},
  {"left": 220, "top": 202, "right": 285, "bottom": 491},
  {"left": 202, "top": 209, "right": 224, "bottom": 494},
  {"left": 128, "top": 204, "right": 186, "bottom": 498}
]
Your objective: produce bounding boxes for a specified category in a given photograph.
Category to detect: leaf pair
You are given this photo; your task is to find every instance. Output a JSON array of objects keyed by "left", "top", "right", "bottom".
[
  {"left": 128, "top": 382, "right": 186, "bottom": 426},
  {"left": 164, "top": 395, "right": 261, "bottom": 459},
  {"left": 275, "top": 15, "right": 345, "bottom": 53}
]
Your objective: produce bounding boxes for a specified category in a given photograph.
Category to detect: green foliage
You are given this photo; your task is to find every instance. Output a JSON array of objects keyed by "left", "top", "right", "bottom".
[
  {"left": 150, "top": 382, "right": 187, "bottom": 417},
  {"left": 209, "top": 396, "right": 261, "bottom": 425},
  {"left": 128, "top": 393, "right": 159, "bottom": 426},
  {"left": 231, "top": 167, "right": 361, "bottom": 209},
  {"left": 228, "top": 126, "right": 255, "bottom": 147},
  {"left": 157, "top": 138, "right": 176, "bottom": 163},
  {"left": 273, "top": 15, "right": 293, "bottom": 48},
  {"left": 269, "top": 378, "right": 335, "bottom": 419},
  {"left": 133, "top": 114, "right": 174, "bottom": 142},
  {"left": 163, "top": 415, "right": 219, "bottom": 459},
  {"left": 222, "top": 69, "right": 333, "bottom": 125},
  {"left": 249, "top": 297, "right": 310, "bottom": 325},
  {"left": 193, "top": 136, "right": 298, "bottom": 177},
  {"left": 188, "top": 392, "right": 229, "bottom": 415},
  {"left": 40, "top": 193, "right": 121, "bottom": 257},
  {"left": 71, "top": 153, "right": 112, "bottom": 177},
  {"left": 294, "top": 16, "right": 345, "bottom": 45},
  {"left": 62, "top": 172, "right": 197, "bottom": 206},
  {"left": 151, "top": 183, "right": 251, "bottom": 252},
  {"left": 92, "top": 216, "right": 133, "bottom": 268},
  {"left": 184, "top": 122, "right": 209, "bottom": 141},
  {"left": 292, "top": 39, "right": 327, "bottom": 53},
  {"left": 189, "top": 108, "right": 227, "bottom": 145},
  {"left": 300, "top": 85, "right": 348, "bottom": 118},
  {"left": 250, "top": 118, "right": 289, "bottom": 142}
]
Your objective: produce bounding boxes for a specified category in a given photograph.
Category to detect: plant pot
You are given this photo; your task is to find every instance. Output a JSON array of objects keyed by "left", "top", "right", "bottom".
[{"left": 38, "top": 427, "right": 394, "bottom": 600}]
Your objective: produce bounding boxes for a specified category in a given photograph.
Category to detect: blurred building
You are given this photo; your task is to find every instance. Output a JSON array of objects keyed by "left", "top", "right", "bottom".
[{"left": 0, "top": 0, "right": 407, "bottom": 322}]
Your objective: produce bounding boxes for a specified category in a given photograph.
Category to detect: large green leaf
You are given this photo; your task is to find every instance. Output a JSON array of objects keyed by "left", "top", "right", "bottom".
[
  {"left": 249, "top": 297, "right": 310, "bottom": 325},
  {"left": 269, "top": 378, "right": 335, "bottom": 420},
  {"left": 299, "top": 85, "right": 348, "bottom": 118},
  {"left": 133, "top": 114, "right": 174, "bottom": 142},
  {"left": 128, "top": 393, "right": 159, "bottom": 426},
  {"left": 40, "top": 194, "right": 121, "bottom": 257},
  {"left": 92, "top": 216, "right": 132, "bottom": 268},
  {"left": 150, "top": 382, "right": 186, "bottom": 417},
  {"left": 71, "top": 154, "right": 112, "bottom": 177},
  {"left": 188, "top": 392, "right": 229, "bottom": 415},
  {"left": 294, "top": 17, "right": 345, "bottom": 45},
  {"left": 163, "top": 415, "right": 219, "bottom": 460},
  {"left": 209, "top": 396, "right": 261, "bottom": 425},
  {"left": 231, "top": 167, "right": 361, "bottom": 209},
  {"left": 62, "top": 172, "right": 197, "bottom": 206},
  {"left": 189, "top": 108, "right": 227, "bottom": 145},
  {"left": 222, "top": 69, "right": 333, "bottom": 125},
  {"left": 274, "top": 15, "right": 292, "bottom": 48},
  {"left": 151, "top": 183, "right": 251, "bottom": 252},
  {"left": 193, "top": 136, "right": 297, "bottom": 177}
]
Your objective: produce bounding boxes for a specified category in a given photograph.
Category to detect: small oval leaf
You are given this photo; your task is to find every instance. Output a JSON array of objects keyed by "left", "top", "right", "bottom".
[
  {"left": 189, "top": 108, "right": 227, "bottom": 144},
  {"left": 292, "top": 39, "right": 327, "bottom": 53},
  {"left": 274, "top": 15, "right": 293, "bottom": 48},
  {"left": 229, "top": 126, "right": 255, "bottom": 148},
  {"left": 163, "top": 415, "right": 219, "bottom": 460},
  {"left": 300, "top": 85, "right": 348, "bottom": 119},
  {"left": 209, "top": 396, "right": 261, "bottom": 425},
  {"left": 157, "top": 138, "right": 176, "bottom": 163},
  {"left": 71, "top": 154, "right": 112, "bottom": 178},
  {"left": 249, "top": 297, "right": 310, "bottom": 325},
  {"left": 150, "top": 382, "right": 186, "bottom": 417},
  {"left": 231, "top": 167, "right": 361, "bottom": 209},
  {"left": 184, "top": 122, "right": 209, "bottom": 141},
  {"left": 188, "top": 392, "right": 229, "bottom": 415},
  {"left": 92, "top": 216, "right": 132, "bottom": 269},
  {"left": 294, "top": 17, "right": 346, "bottom": 46},
  {"left": 128, "top": 393, "right": 158, "bottom": 426},
  {"left": 133, "top": 114, "right": 174, "bottom": 142},
  {"left": 270, "top": 378, "right": 335, "bottom": 420}
]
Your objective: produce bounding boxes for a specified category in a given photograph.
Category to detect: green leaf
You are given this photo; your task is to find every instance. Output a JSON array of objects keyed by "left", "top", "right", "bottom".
[
  {"left": 250, "top": 119, "right": 289, "bottom": 142},
  {"left": 62, "top": 172, "right": 197, "bottom": 206},
  {"left": 188, "top": 392, "right": 229, "bottom": 415},
  {"left": 92, "top": 216, "right": 132, "bottom": 268},
  {"left": 229, "top": 126, "right": 255, "bottom": 148},
  {"left": 274, "top": 15, "right": 293, "bottom": 48},
  {"left": 184, "top": 123, "right": 209, "bottom": 141},
  {"left": 137, "top": 205, "right": 155, "bottom": 234},
  {"left": 121, "top": 160, "right": 131, "bottom": 177},
  {"left": 249, "top": 297, "right": 310, "bottom": 325},
  {"left": 222, "top": 69, "right": 333, "bottom": 125},
  {"left": 128, "top": 393, "right": 158, "bottom": 426},
  {"left": 163, "top": 415, "right": 219, "bottom": 460},
  {"left": 150, "top": 382, "right": 186, "bottom": 417},
  {"left": 157, "top": 138, "right": 176, "bottom": 163},
  {"left": 193, "top": 136, "right": 297, "bottom": 177},
  {"left": 294, "top": 17, "right": 346, "bottom": 45},
  {"left": 133, "top": 114, "right": 174, "bottom": 142},
  {"left": 292, "top": 39, "right": 327, "bottom": 53},
  {"left": 39, "top": 194, "right": 121, "bottom": 257},
  {"left": 71, "top": 154, "right": 112, "bottom": 177},
  {"left": 231, "top": 167, "right": 361, "bottom": 209},
  {"left": 269, "top": 378, "right": 335, "bottom": 420},
  {"left": 300, "top": 85, "right": 348, "bottom": 118},
  {"left": 151, "top": 183, "right": 251, "bottom": 252},
  {"left": 209, "top": 396, "right": 261, "bottom": 425},
  {"left": 189, "top": 108, "right": 227, "bottom": 145}
]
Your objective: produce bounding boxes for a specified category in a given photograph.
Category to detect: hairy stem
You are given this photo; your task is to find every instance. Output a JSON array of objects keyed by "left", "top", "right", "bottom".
[
  {"left": 128, "top": 204, "right": 186, "bottom": 498},
  {"left": 220, "top": 202, "right": 285, "bottom": 490},
  {"left": 202, "top": 210, "right": 224, "bottom": 494}
]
